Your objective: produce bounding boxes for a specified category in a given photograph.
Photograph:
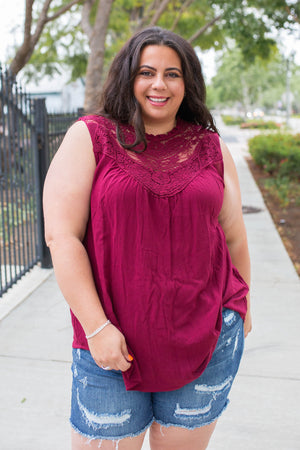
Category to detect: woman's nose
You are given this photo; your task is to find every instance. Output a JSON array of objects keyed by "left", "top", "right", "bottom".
[{"left": 152, "top": 74, "right": 167, "bottom": 89}]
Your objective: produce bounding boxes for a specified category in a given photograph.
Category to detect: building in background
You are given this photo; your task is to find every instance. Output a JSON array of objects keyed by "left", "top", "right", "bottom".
[{"left": 25, "top": 75, "right": 85, "bottom": 112}]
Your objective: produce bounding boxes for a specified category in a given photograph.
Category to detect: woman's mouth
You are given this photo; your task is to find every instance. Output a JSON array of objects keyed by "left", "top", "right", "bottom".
[{"left": 147, "top": 96, "right": 169, "bottom": 106}]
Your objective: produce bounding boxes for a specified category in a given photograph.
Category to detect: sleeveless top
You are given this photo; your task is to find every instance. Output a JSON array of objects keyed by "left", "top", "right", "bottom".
[{"left": 71, "top": 115, "right": 248, "bottom": 392}]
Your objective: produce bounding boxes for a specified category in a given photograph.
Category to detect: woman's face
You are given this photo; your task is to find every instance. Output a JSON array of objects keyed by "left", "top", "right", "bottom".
[{"left": 133, "top": 45, "right": 185, "bottom": 135}]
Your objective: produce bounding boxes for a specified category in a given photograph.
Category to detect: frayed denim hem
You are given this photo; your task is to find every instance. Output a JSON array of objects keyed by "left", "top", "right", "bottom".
[
  {"left": 153, "top": 400, "right": 229, "bottom": 431},
  {"left": 70, "top": 417, "right": 154, "bottom": 442}
]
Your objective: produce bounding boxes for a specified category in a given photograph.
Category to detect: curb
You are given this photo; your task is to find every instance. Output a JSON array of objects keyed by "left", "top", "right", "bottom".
[{"left": 0, "top": 266, "right": 53, "bottom": 321}]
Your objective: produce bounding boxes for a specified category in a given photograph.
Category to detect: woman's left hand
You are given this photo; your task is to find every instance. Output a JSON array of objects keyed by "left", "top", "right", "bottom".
[{"left": 244, "top": 310, "right": 252, "bottom": 337}]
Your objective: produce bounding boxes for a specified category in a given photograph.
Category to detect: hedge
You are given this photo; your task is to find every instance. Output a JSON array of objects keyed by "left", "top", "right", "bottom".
[
  {"left": 221, "top": 115, "right": 244, "bottom": 126},
  {"left": 221, "top": 115, "right": 281, "bottom": 129},
  {"left": 248, "top": 133, "right": 300, "bottom": 179},
  {"left": 241, "top": 120, "right": 280, "bottom": 129}
]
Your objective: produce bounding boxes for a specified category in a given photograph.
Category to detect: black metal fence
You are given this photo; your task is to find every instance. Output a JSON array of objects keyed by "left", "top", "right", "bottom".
[{"left": 0, "top": 67, "right": 81, "bottom": 296}]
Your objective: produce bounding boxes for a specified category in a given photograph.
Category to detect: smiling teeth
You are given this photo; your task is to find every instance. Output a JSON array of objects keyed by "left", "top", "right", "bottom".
[{"left": 148, "top": 97, "right": 167, "bottom": 103}]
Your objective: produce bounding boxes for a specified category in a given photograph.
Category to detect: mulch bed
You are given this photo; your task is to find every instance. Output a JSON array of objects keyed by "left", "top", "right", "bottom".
[{"left": 246, "top": 157, "right": 300, "bottom": 277}]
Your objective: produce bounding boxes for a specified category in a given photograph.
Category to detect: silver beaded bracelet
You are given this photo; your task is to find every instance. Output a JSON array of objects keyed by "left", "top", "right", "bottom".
[{"left": 85, "top": 320, "right": 111, "bottom": 340}]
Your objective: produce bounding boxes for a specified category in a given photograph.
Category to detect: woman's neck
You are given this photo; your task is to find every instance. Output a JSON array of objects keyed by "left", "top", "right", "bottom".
[{"left": 144, "top": 119, "right": 177, "bottom": 136}]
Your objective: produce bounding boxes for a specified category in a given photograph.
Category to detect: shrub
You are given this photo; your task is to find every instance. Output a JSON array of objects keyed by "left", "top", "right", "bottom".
[
  {"left": 241, "top": 120, "right": 281, "bottom": 129},
  {"left": 221, "top": 115, "right": 244, "bottom": 126},
  {"left": 263, "top": 177, "right": 300, "bottom": 207},
  {"left": 248, "top": 133, "right": 300, "bottom": 179}
]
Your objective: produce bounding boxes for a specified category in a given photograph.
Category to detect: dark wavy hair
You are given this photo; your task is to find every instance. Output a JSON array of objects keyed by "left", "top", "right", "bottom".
[{"left": 97, "top": 26, "right": 218, "bottom": 150}]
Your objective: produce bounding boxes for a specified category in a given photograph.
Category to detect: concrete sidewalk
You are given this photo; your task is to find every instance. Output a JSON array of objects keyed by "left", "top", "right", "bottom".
[{"left": 0, "top": 121, "right": 299, "bottom": 450}]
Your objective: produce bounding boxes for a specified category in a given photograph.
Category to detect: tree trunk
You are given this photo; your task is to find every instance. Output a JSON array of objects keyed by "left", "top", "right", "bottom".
[
  {"left": 83, "top": 0, "right": 115, "bottom": 112},
  {"left": 9, "top": 41, "right": 36, "bottom": 76}
]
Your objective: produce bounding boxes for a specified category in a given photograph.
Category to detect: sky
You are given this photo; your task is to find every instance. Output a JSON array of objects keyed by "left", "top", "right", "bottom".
[{"left": 0, "top": 0, "right": 24, "bottom": 63}]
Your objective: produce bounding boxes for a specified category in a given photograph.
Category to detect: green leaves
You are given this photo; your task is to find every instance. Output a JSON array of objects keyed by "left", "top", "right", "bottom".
[
  {"left": 249, "top": 132, "right": 300, "bottom": 180},
  {"left": 210, "top": 46, "right": 287, "bottom": 111},
  {"left": 11, "top": 0, "right": 299, "bottom": 108}
]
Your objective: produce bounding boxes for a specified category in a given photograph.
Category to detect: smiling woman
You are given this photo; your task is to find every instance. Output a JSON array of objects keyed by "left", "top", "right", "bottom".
[
  {"left": 133, "top": 45, "right": 185, "bottom": 135},
  {"left": 43, "top": 26, "right": 251, "bottom": 450}
]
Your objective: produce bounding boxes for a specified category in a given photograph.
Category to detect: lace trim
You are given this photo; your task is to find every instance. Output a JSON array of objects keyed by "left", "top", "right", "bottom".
[{"left": 81, "top": 116, "right": 222, "bottom": 197}]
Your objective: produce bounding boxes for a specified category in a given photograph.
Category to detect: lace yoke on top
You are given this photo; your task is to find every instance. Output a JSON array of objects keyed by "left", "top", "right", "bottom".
[{"left": 84, "top": 116, "right": 222, "bottom": 197}]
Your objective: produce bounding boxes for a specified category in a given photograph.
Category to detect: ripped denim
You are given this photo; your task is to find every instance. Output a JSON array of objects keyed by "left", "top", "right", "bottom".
[{"left": 70, "top": 308, "right": 244, "bottom": 442}]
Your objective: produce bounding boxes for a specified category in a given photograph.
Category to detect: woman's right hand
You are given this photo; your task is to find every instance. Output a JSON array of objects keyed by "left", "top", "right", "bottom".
[{"left": 87, "top": 323, "right": 133, "bottom": 372}]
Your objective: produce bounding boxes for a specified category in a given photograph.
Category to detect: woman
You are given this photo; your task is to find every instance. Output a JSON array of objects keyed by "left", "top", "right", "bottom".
[{"left": 43, "top": 27, "right": 252, "bottom": 450}]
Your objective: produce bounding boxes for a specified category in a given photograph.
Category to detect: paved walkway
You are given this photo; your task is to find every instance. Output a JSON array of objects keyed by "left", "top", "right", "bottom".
[{"left": 0, "top": 119, "right": 299, "bottom": 450}]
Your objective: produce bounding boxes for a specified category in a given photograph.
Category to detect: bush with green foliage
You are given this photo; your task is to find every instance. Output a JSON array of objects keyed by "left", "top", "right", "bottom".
[
  {"left": 262, "top": 177, "right": 300, "bottom": 207},
  {"left": 221, "top": 115, "right": 281, "bottom": 129},
  {"left": 221, "top": 115, "right": 244, "bottom": 126},
  {"left": 241, "top": 120, "right": 280, "bottom": 129},
  {"left": 248, "top": 133, "right": 300, "bottom": 180}
]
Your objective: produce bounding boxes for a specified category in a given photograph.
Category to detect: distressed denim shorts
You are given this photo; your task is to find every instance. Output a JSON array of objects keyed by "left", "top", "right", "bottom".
[{"left": 70, "top": 308, "right": 244, "bottom": 441}]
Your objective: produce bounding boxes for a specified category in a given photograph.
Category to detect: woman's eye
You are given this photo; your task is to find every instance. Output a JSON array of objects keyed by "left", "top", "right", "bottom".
[
  {"left": 139, "top": 71, "right": 153, "bottom": 77},
  {"left": 166, "top": 72, "right": 180, "bottom": 78}
]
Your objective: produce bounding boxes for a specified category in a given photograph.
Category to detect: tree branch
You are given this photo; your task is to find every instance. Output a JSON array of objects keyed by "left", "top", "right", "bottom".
[
  {"left": 23, "top": 0, "right": 34, "bottom": 44},
  {"left": 46, "top": 0, "right": 83, "bottom": 23},
  {"left": 286, "top": 5, "right": 300, "bottom": 24},
  {"left": 9, "top": 0, "right": 83, "bottom": 75},
  {"left": 187, "top": 14, "right": 222, "bottom": 43},
  {"left": 144, "top": 0, "right": 159, "bottom": 17},
  {"left": 31, "top": 0, "right": 52, "bottom": 44},
  {"left": 149, "top": 0, "right": 171, "bottom": 26},
  {"left": 32, "top": 0, "right": 83, "bottom": 49},
  {"left": 9, "top": 0, "right": 51, "bottom": 75},
  {"left": 170, "top": 0, "right": 195, "bottom": 32},
  {"left": 135, "top": 0, "right": 167, "bottom": 31},
  {"left": 81, "top": 0, "right": 95, "bottom": 41}
]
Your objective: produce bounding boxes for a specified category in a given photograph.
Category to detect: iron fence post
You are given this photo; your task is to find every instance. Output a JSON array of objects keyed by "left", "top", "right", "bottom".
[{"left": 32, "top": 98, "right": 52, "bottom": 268}]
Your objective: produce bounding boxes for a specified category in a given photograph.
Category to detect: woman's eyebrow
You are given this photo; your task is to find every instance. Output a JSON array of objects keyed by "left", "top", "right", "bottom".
[
  {"left": 166, "top": 67, "right": 183, "bottom": 74},
  {"left": 139, "top": 64, "right": 182, "bottom": 74},
  {"left": 138, "top": 64, "right": 156, "bottom": 71}
]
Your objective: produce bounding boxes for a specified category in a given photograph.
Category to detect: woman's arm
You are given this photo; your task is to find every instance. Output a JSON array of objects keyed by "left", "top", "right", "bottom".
[
  {"left": 43, "top": 121, "right": 132, "bottom": 370},
  {"left": 218, "top": 138, "right": 252, "bottom": 337}
]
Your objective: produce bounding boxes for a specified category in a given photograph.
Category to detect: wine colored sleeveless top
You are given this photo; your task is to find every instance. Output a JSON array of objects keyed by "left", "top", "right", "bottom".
[{"left": 71, "top": 115, "right": 248, "bottom": 392}]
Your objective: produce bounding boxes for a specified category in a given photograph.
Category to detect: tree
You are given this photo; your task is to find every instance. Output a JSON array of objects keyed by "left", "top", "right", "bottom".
[
  {"left": 9, "top": 0, "right": 83, "bottom": 76},
  {"left": 82, "top": 0, "right": 114, "bottom": 112},
  {"left": 210, "top": 47, "right": 288, "bottom": 114},
  {"left": 8, "top": 0, "right": 300, "bottom": 111},
  {"left": 82, "top": 0, "right": 225, "bottom": 110},
  {"left": 81, "top": 0, "right": 299, "bottom": 110}
]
